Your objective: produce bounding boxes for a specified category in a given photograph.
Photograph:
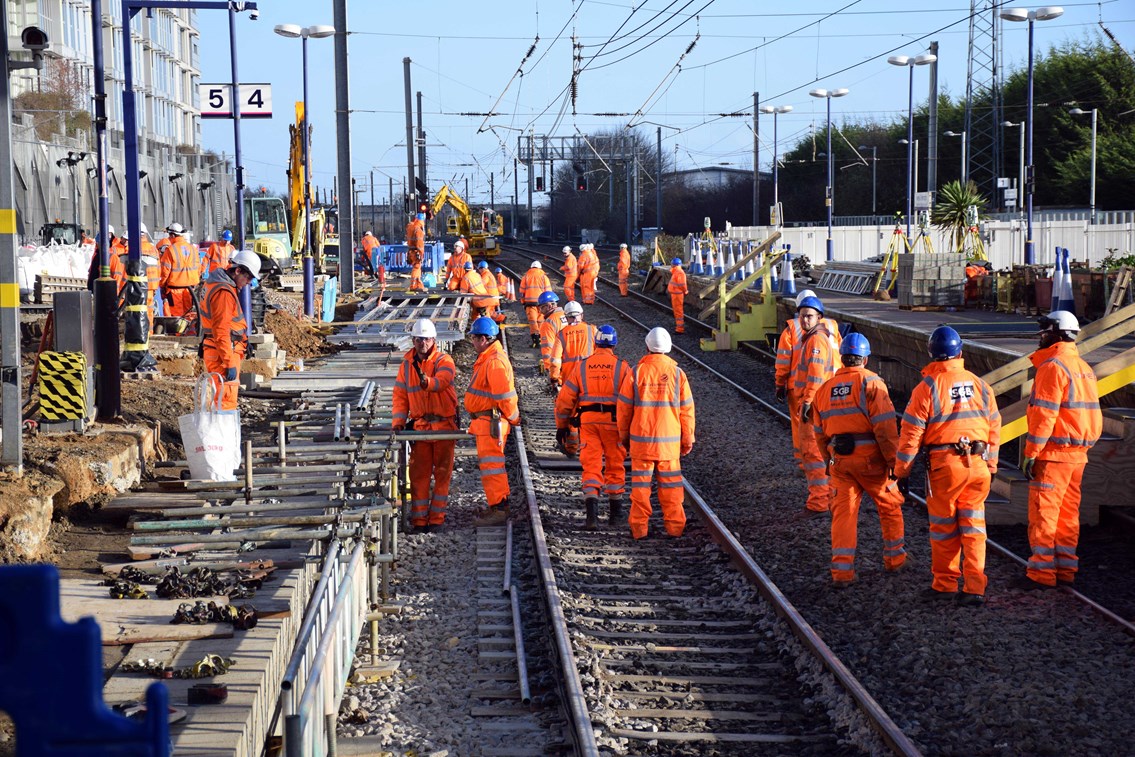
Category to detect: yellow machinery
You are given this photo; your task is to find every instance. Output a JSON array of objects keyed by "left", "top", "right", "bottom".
[
  {"left": 429, "top": 184, "right": 504, "bottom": 257},
  {"left": 286, "top": 102, "right": 338, "bottom": 271}
]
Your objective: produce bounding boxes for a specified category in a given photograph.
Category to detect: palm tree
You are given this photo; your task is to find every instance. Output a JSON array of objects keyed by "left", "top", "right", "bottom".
[{"left": 932, "top": 180, "right": 988, "bottom": 254}]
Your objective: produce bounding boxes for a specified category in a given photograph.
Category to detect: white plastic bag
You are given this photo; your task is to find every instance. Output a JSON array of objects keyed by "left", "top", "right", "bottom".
[{"left": 178, "top": 375, "right": 241, "bottom": 481}]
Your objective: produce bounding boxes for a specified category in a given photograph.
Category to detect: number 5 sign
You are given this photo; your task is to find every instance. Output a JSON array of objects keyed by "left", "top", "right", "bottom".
[{"left": 199, "top": 83, "right": 273, "bottom": 119}]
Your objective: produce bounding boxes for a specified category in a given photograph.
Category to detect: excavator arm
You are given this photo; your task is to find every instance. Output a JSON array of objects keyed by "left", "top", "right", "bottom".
[{"left": 430, "top": 184, "right": 472, "bottom": 238}]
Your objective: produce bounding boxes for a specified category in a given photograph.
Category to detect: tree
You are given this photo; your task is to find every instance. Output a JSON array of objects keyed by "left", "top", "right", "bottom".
[
  {"left": 932, "top": 180, "right": 989, "bottom": 253},
  {"left": 13, "top": 58, "right": 91, "bottom": 142}
]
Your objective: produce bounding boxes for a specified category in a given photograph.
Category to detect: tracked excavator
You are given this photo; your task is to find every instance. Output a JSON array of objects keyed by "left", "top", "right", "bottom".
[
  {"left": 429, "top": 184, "right": 504, "bottom": 257},
  {"left": 287, "top": 102, "right": 339, "bottom": 273}
]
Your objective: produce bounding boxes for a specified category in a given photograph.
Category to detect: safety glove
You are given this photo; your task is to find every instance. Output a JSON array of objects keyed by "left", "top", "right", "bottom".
[
  {"left": 775, "top": 386, "right": 786, "bottom": 403},
  {"left": 800, "top": 402, "right": 812, "bottom": 423},
  {"left": 224, "top": 367, "right": 237, "bottom": 383},
  {"left": 555, "top": 428, "right": 569, "bottom": 447},
  {"left": 1022, "top": 457, "right": 1037, "bottom": 480}
]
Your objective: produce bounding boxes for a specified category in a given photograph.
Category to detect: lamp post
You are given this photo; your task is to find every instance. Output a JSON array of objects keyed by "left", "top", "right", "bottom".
[
  {"left": 943, "top": 130, "right": 967, "bottom": 184},
  {"left": 1069, "top": 107, "right": 1097, "bottom": 224},
  {"left": 274, "top": 23, "right": 335, "bottom": 318},
  {"left": 1000, "top": 6, "right": 1064, "bottom": 264},
  {"left": 888, "top": 53, "right": 937, "bottom": 239},
  {"left": 759, "top": 104, "right": 793, "bottom": 225},
  {"left": 809, "top": 87, "right": 848, "bottom": 261},
  {"left": 1002, "top": 120, "right": 1026, "bottom": 216},
  {"left": 898, "top": 138, "right": 920, "bottom": 209},
  {"left": 857, "top": 144, "right": 877, "bottom": 216},
  {"left": 55, "top": 151, "right": 87, "bottom": 229}
]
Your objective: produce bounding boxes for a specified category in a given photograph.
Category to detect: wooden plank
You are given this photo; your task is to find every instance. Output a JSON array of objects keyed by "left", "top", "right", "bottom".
[
  {"left": 103, "top": 624, "right": 234, "bottom": 646},
  {"left": 601, "top": 673, "right": 775, "bottom": 686},
  {"left": 608, "top": 728, "right": 827, "bottom": 744},
  {"left": 615, "top": 691, "right": 778, "bottom": 704}
]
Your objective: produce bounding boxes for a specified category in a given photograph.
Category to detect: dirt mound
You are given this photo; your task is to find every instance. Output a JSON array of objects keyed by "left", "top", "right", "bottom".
[{"left": 265, "top": 309, "right": 336, "bottom": 360}]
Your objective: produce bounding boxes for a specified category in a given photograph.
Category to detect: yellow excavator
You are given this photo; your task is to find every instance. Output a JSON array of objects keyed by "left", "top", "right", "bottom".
[
  {"left": 429, "top": 183, "right": 505, "bottom": 257},
  {"left": 287, "top": 102, "right": 339, "bottom": 272}
]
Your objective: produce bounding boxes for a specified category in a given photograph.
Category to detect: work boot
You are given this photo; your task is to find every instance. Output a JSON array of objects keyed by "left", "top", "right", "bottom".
[
  {"left": 474, "top": 505, "right": 508, "bottom": 527},
  {"left": 607, "top": 498, "right": 624, "bottom": 525},
  {"left": 583, "top": 498, "right": 599, "bottom": 531}
]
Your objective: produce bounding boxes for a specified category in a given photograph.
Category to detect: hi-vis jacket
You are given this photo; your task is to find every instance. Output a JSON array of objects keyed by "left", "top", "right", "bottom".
[
  {"left": 561, "top": 252, "right": 578, "bottom": 278},
  {"left": 550, "top": 322, "right": 597, "bottom": 382},
  {"left": 1024, "top": 341, "right": 1102, "bottom": 463},
  {"left": 160, "top": 238, "right": 199, "bottom": 289},
  {"left": 775, "top": 318, "right": 843, "bottom": 389},
  {"left": 617, "top": 352, "right": 695, "bottom": 460},
  {"left": 667, "top": 265, "right": 687, "bottom": 296},
  {"left": 617, "top": 248, "right": 631, "bottom": 275},
  {"left": 464, "top": 341, "right": 520, "bottom": 435},
  {"left": 405, "top": 220, "right": 424, "bottom": 252},
  {"left": 812, "top": 365, "right": 899, "bottom": 464},
  {"left": 539, "top": 307, "right": 566, "bottom": 370},
  {"left": 519, "top": 269, "right": 552, "bottom": 305},
  {"left": 392, "top": 346, "right": 457, "bottom": 431},
  {"left": 578, "top": 247, "right": 600, "bottom": 276},
  {"left": 788, "top": 324, "right": 838, "bottom": 404},
  {"left": 555, "top": 348, "right": 631, "bottom": 429},
  {"left": 199, "top": 268, "right": 247, "bottom": 370},
  {"left": 895, "top": 357, "right": 1001, "bottom": 478}
]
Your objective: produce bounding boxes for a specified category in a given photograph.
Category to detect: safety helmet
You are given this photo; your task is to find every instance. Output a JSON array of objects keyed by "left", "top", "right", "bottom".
[
  {"left": 464, "top": 261, "right": 473, "bottom": 269},
  {"left": 562, "top": 246, "right": 572, "bottom": 254},
  {"left": 840, "top": 332, "right": 871, "bottom": 357},
  {"left": 928, "top": 326, "right": 963, "bottom": 360},
  {"left": 619, "top": 243, "right": 628, "bottom": 249},
  {"left": 596, "top": 325, "right": 618, "bottom": 347},
  {"left": 470, "top": 316, "right": 500, "bottom": 338},
  {"left": 459, "top": 234, "right": 467, "bottom": 239},
  {"left": 364, "top": 230, "right": 373, "bottom": 237},
  {"left": 139, "top": 223, "right": 149, "bottom": 236},
  {"left": 795, "top": 289, "right": 817, "bottom": 307},
  {"left": 477, "top": 260, "right": 488, "bottom": 270},
  {"left": 1037, "top": 310, "right": 1080, "bottom": 336},
  {"left": 107, "top": 224, "right": 115, "bottom": 236},
  {"left": 671, "top": 257, "right": 683, "bottom": 266},
  {"left": 411, "top": 318, "right": 437, "bottom": 339},
  {"left": 166, "top": 222, "right": 184, "bottom": 235},
  {"left": 221, "top": 229, "right": 233, "bottom": 242},
  {"left": 796, "top": 295, "right": 824, "bottom": 316},
  {"left": 530, "top": 261, "right": 542, "bottom": 269},
  {"left": 416, "top": 213, "right": 425, "bottom": 221},
  {"left": 230, "top": 249, "right": 261, "bottom": 280},
  {"left": 494, "top": 267, "right": 502, "bottom": 274},
  {"left": 645, "top": 326, "right": 672, "bottom": 354},
  {"left": 563, "top": 300, "right": 583, "bottom": 317},
  {"left": 537, "top": 291, "right": 559, "bottom": 306}
]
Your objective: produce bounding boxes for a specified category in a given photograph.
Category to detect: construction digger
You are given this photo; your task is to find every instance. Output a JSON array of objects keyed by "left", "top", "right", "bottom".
[
  {"left": 429, "top": 184, "right": 504, "bottom": 257},
  {"left": 286, "top": 102, "right": 339, "bottom": 273}
]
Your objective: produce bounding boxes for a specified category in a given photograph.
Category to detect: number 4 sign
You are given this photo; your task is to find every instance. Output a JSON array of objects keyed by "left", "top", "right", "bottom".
[{"left": 199, "top": 83, "right": 273, "bottom": 119}]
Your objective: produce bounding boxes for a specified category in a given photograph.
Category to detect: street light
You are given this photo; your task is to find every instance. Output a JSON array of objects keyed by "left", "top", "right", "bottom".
[
  {"left": 759, "top": 104, "right": 793, "bottom": 225},
  {"left": 274, "top": 22, "right": 335, "bottom": 318},
  {"left": 943, "top": 130, "right": 967, "bottom": 184},
  {"left": 888, "top": 53, "right": 937, "bottom": 239},
  {"left": 898, "top": 139, "right": 921, "bottom": 207},
  {"left": 1000, "top": 6, "right": 1064, "bottom": 264},
  {"left": 857, "top": 145, "right": 878, "bottom": 216},
  {"left": 55, "top": 151, "right": 87, "bottom": 228},
  {"left": 808, "top": 87, "right": 849, "bottom": 261},
  {"left": 1069, "top": 107, "right": 1097, "bottom": 224},
  {"left": 1002, "top": 120, "right": 1026, "bottom": 216}
]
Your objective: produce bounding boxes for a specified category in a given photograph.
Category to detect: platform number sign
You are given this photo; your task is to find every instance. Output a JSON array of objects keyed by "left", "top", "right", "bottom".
[{"left": 199, "top": 83, "right": 273, "bottom": 119}]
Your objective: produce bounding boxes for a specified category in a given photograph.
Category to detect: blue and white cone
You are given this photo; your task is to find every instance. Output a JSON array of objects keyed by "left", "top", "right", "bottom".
[
  {"left": 780, "top": 250, "right": 796, "bottom": 297},
  {"left": 691, "top": 244, "right": 704, "bottom": 275},
  {"left": 1058, "top": 248, "right": 1076, "bottom": 314}
]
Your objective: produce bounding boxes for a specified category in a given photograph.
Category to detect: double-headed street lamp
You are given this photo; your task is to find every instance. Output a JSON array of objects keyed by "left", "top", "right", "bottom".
[
  {"left": 1069, "top": 107, "right": 1097, "bottom": 224},
  {"left": 808, "top": 88, "right": 848, "bottom": 261},
  {"left": 1000, "top": 6, "right": 1064, "bottom": 264},
  {"left": 274, "top": 23, "right": 335, "bottom": 318},
  {"left": 857, "top": 145, "right": 878, "bottom": 216},
  {"left": 888, "top": 53, "right": 937, "bottom": 239},
  {"left": 759, "top": 103, "right": 793, "bottom": 225},
  {"left": 943, "top": 130, "right": 967, "bottom": 184}
]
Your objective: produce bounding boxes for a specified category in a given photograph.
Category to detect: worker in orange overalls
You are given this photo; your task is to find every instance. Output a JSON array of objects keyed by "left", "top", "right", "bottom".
[
  {"left": 159, "top": 222, "right": 200, "bottom": 318},
  {"left": 560, "top": 246, "right": 578, "bottom": 302},
  {"left": 138, "top": 225, "right": 162, "bottom": 326},
  {"left": 464, "top": 317, "right": 521, "bottom": 527},
  {"left": 520, "top": 261, "right": 552, "bottom": 348},
  {"left": 476, "top": 261, "right": 505, "bottom": 323},
  {"left": 86, "top": 225, "right": 127, "bottom": 296},
  {"left": 404, "top": 218, "right": 425, "bottom": 291},
  {"left": 456, "top": 261, "right": 497, "bottom": 319},
  {"left": 549, "top": 300, "right": 596, "bottom": 388},
  {"left": 537, "top": 291, "right": 565, "bottom": 375},
  {"left": 201, "top": 230, "right": 235, "bottom": 278},
  {"left": 446, "top": 237, "right": 472, "bottom": 289},
  {"left": 392, "top": 318, "right": 458, "bottom": 532},
  {"left": 1019, "top": 310, "right": 1102, "bottom": 590},
  {"left": 617, "top": 243, "right": 631, "bottom": 296},
  {"left": 617, "top": 327, "right": 695, "bottom": 539},
  {"left": 556, "top": 324, "right": 630, "bottom": 528},
  {"left": 964, "top": 260, "right": 989, "bottom": 305},
  {"left": 895, "top": 326, "right": 1001, "bottom": 607},
  {"left": 200, "top": 250, "right": 259, "bottom": 411},
  {"left": 494, "top": 267, "right": 513, "bottom": 302},
  {"left": 789, "top": 295, "right": 838, "bottom": 515},
  {"left": 578, "top": 243, "right": 600, "bottom": 304},
  {"left": 667, "top": 257, "right": 688, "bottom": 333},
  {"left": 813, "top": 333, "right": 907, "bottom": 587},
  {"left": 360, "top": 230, "right": 381, "bottom": 279}
]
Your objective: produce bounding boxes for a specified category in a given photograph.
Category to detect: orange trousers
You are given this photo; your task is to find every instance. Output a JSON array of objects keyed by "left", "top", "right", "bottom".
[
  {"left": 165, "top": 287, "right": 194, "bottom": 318},
  {"left": 786, "top": 394, "right": 804, "bottom": 467},
  {"left": 580, "top": 272, "right": 597, "bottom": 304},
  {"left": 580, "top": 422, "right": 626, "bottom": 500},
  {"left": 474, "top": 429, "right": 510, "bottom": 507},
  {"left": 524, "top": 305, "right": 544, "bottom": 336},
  {"left": 795, "top": 402, "right": 830, "bottom": 512},
  {"left": 203, "top": 356, "right": 240, "bottom": 411},
  {"left": 409, "top": 439, "right": 456, "bottom": 526},
  {"left": 618, "top": 273, "right": 629, "bottom": 296},
  {"left": 1026, "top": 460, "right": 1084, "bottom": 586},
  {"left": 563, "top": 274, "right": 577, "bottom": 302},
  {"left": 409, "top": 263, "right": 425, "bottom": 291},
  {"left": 628, "top": 458, "right": 685, "bottom": 539},
  {"left": 670, "top": 292, "right": 685, "bottom": 333},
  {"left": 926, "top": 451, "right": 989, "bottom": 596},
  {"left": 829, "top": 453, "right": 906, "bottom": 582}
]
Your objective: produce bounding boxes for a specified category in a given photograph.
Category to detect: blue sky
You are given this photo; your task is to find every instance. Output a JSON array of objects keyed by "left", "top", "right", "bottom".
[{"left": 198, "top": 1, "right": 1133, "bottom": 208}]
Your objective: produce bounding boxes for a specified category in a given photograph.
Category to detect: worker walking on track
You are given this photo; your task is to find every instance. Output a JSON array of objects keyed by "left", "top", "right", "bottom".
[
  {"left": 537, "top": 291, "right": 566, "bottom": 375},
  {"left": 520, "top": 261, "right": 552, "bottom": 348},
  {"left": 617, "top": 327, "right": 695, "bottom": 539},
  {"left": 895, "top": 326, "right": 1001, "bottom": 607},
  {"left": 788, "top": 295, "right": 839, "bottom": 514},
  {"left": 360, "top": 230, "right": 381, "bottom": 280},
  {"left": 578, "top": 243, "right": 600, "bottom": 304},
  {"left": 201, "top": 230, "right": 235, "bottom": 278},
  {"left": 477, "top": 261, "right": 505, "bottom": 323},
  {"left": 404, "top": 218, "right": 425, "bottom": 291},
  {"left": 556, "top": 325, "right": 630, "bottom": 529},
  {"left": 560, "top": 246, "right": 578, "bottom": 302},
  {"left": 465, "top": 317, "right": 521, "bottom": 527},
  {"left": 200, "top": 250, "right": 259, "bottom": 411},
  {"left": 812, "top": 333, "right": 907, "bottom": 587},
  {"left": 549, "top": 300, "right": 597, "bottom": 388},
  {"left": 1019, "top": 311, "right": 1102, "bottom": 590},
  {"left": 392, "top": 318, "right": 458, "bottom": 532},
  {"left": 159, "top": 222, "right": 199, "bottom": 318},
  {"left": 617, "top": 243, "right": 631, "bottom": 296},
  {"left": 667, "top": 257, "right": 688, "bottom": 333}
]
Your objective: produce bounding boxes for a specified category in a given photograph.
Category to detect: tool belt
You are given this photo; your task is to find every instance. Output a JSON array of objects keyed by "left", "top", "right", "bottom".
[
  {"left": 831, "top": 432, "right": 875, "bottom": 456},
  {"left": 417, "top": 413, "right": 455, "bottom": 423},
  {"left": 471, "top": 409, "right": 503, "bottom": 439},
  {"left": 577, "top": 403, "right": 617, "bottom": 423},
  {"left": 928, "top": 440, "right": 989, "bottom": 458}
]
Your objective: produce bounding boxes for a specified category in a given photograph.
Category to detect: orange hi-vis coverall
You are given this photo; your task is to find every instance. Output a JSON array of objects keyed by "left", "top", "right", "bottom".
[
  {"left": 519, "top": 268, "right": 552, "bottom": 336},
  {"left": 465, "top": 340, "right": 520, "bottom": 509},
  {"left": 896, "top": 358, "right": 1001, "bottom": 597},
  {"left": 480, "top": 271, "right": 505, "bottom": 322},
  {"left": 775, "top": 317, "right": 843, "bottom": 465},
  {"left": 617, "top": 247, "right": 631, "bottom": 296},
  {"left": 139, "top": 239, "right": 161, "bottom": 326},
  {"left": 199, "top": 268, "right": 247, "bottom": 411},
  {"left": 497, "top": 271, "right": 514, "bottom": 301},
  {"left": 201, "top": 241, "right": 234, "bottom": 278},
  {"left": 160, "top": 237, "right": 200, "bottom": 318},
  {"left": 789, "top": 324, "right": 838, "bottom": 512},
  {"left": 404, "top": 221, "right": 425, "bottom": 291},
  {"left": 538, "top": 307, "right": 566, "bottom": 373},
  {"left": 556, "top": 348, "right": 630, "bottom": 503},
  {"left": 1023, "top": 341, "right": 1102, "bottom": 586},
  {"left": 446, "top": 248, "right": 471, "bottom": 289},
  {"left": 550, "top": 321, "right": 597, "bottom": 384},
  {"left": 667, "top": 264, "right": 688, "bottom": 333},
  {"left": 459, "top": 269, "right": 498, "bottom": 317},
  {"left": 617, "top": 353, "right": 695, "bottom": 539},
  {"left": 392, "top": 346, "right": 458, "bottom": 527},
  {"left": 813, "top": 365, "right": 906, "bottom": 582},
  {"left": 560, "top": 252, "right": 578, "bottom": 301},
  {"left": 578, "top": 247, "right": 600, "bottom": 304}
]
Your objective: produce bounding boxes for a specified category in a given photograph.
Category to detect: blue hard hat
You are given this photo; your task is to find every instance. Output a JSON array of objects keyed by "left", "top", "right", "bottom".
[
  {"left": 929, "top": 326, "right": 963, "bottom": 360},
  {"left": 671, "top": 257, "right": 682, "bottom": 266},
  {"left": 596, "top": 325, "right": 618, "bottom": 347},
  {"left": 416, "top": 213, "right": 426, "bottom": 221},
  {"left": 221, "top": 229, "right": 233, "bottom": 242},
  {"left": 840, "top": 332, "right": 870, "bottom": 357},
  {"left": 464, "top": 261, "right": 473, "bottom": 269},
  {"left": 537, "top": 290, "right": 559, "bottom": 305},
  {"left": 494, "top": 266, "right": 502, "bottom": 274},
  {"left": 470, "top": 316, "right": 500, "bottom": 338},
  {"left": 477, "top": 260, "right": 488, "bottom": 269},
  {"left": 796, "top": 295, "right": 824, "bottom": 316}
]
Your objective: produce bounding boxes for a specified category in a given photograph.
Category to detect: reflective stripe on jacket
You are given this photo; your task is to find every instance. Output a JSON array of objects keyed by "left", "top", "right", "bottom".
[
  {"left": 464, "top": 340, "right": 519, "bottom": 434},
  {"left": 561, "top": 253, "right": 577, "bottom": 277},
  {"left": 482, "top": 271, "right": 500, "bottom": 298},
  {"left": 776, "top": 318, "right": 842, "bottom": 389},
  {"left": 667, "top": 265, "right": 687, "bottom": 295},
  {"left": 520, "top": 270, "right": 552, "bottom": 304},
  {"left": 405, "top": 221, "right": 424, "bottom": 251},
  {"left": 617, "top": 352, "right": 695, "bottom": 460},
  {"left": 199, "top": 268, "right": 247, "bottom": 370},
  {"left": 579, "top": 249, "right": 600, "bottom": 276},
  {"left": 539, "top": 308, "right": 566, "bottom": 368},
  {"left": 160, "top": 238, "right": 200, "bottom": 288},
  {"left": 556, "top": 348, "right": 630, "bottom": 429},
  {"left": 789, "top": 324, "right": 837, "bottom": 404},
  {"left": 201, "top": 241, "right": 233, "bottom": 277},
  {"left": 617, "top": 249, "right": 631, "bottom": 274},
  {"left": 1024, "top": 342, "right": 1102, "bottom": 463},
  {"left": 550, "top": 322, "right": 597, "bottom": 381},
  {"left": 392, "top": 346, "right": 458, "bottom": 430},
  {"left": 812, "top": 365, "right": 900, "bottom": 465}
]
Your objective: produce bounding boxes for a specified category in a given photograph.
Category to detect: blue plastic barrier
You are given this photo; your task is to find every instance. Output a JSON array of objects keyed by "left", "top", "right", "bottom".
[{"left": 373, "top": 241, "right": 445, "bottom": 274}]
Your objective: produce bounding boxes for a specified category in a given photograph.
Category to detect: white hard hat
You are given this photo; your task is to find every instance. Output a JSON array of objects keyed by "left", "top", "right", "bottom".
[
  {"left": 107, "top": 224, "right": 115, "bottom": 236},
  {"left": 167, "top": 222, "right": 184, "bottom": 235},
  {"left": 140, "top": 223, "right": 149, "bottom": 236},
  {"left": 619, "top": 243, "right": 628, "bottom": 249},
  {"left": 562, "top": 246, "right": 571, "bottom": 254},
  {"left": 1038, "top": 310, "right": 1080, "bottom": 334},
  {"left": 530, "top": 261, "right": 542, "bottom": 269},
  {"left": 411, "top": 318, "right": 437, "bottom": 339},
  {"left": 230, "top": 249, "right": 261, "bottom": 280},
  {"left": 564, "top": 300, "right": 583, "bottom": 317},
  {"left": 795, "top": 289, "right": 817, "bottom": 307},
  {"left": 645, "top": 326, "right": 672, "bottom": 354},
  {"left": 365, "top": 230, "right": 373, "bottom": 237}
]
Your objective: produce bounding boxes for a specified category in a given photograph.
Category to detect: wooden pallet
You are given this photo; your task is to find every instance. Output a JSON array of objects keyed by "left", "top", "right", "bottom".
[
  {"left": 1106, "top": 267, "right": 1132, "bottom": 316},
  {"left": 35, "top": 274, "right": 87, "bottom": 304}
]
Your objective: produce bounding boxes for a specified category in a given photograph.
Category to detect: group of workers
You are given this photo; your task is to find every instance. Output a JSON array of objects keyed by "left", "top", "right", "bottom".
[{"left": 775, "top": 289, "right": 1102, "bottom": 606}]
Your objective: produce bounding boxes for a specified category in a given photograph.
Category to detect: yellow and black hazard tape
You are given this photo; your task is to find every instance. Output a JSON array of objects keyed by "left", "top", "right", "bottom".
[{"left": 37, "top": 350, "right": 87, "bottom": 421}]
